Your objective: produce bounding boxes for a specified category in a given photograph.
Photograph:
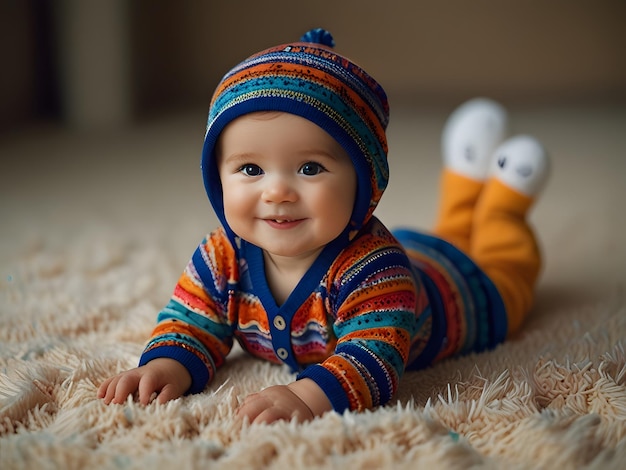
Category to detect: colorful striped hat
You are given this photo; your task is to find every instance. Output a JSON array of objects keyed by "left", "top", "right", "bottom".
[{"left": 201, "top": 28, "right": 390, "bottom": 244}]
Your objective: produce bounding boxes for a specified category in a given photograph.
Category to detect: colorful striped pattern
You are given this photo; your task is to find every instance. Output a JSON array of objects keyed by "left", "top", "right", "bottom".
[
  {"left": 201, "top": 29, "right": 390, "bottom": 247},
  {"left": 139, "top": 221, "right": 508, "bottom": 410},
  {"left": 140, "top": 219, "right": 427, "bottom": 411},
  {"left": 393, "top": 229, "right": 508, "bottom": 364}
]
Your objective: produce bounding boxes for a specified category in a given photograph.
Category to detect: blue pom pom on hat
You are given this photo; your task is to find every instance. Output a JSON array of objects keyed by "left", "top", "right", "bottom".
[{"left": 300, "top": 28, "right": 335, "bottom": 47}]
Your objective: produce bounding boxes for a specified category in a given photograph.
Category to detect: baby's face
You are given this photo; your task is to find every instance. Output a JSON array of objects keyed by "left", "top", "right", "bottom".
[{"left": 216, "top": 111, "right": 357, "bottom": 263}]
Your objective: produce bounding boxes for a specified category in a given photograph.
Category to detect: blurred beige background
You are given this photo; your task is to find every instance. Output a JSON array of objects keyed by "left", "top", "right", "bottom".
[{"left": 1, "top": 0, "right": 624, "bottom": 130}]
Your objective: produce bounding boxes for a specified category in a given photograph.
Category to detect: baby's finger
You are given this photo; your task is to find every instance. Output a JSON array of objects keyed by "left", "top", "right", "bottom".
[
  {"left": 137, "top": 373, "right": 159, "bottom": 405},
  {"left": 236, "top": 393, "right": 269, "bottom": 422},
  {"left": 251, "top": 407, "right": 288, "bottom": 425},
  {"left": 113, "top": 373, "right": 140, "bottom": 404},
  {"left": 97, "top": 376, "right": 113, "bottom": 399},
  {"left": 100, "top": 376, "right": 121, "bottom": 404},
  {"left": 156, "top": 383, "right": 180, "bottom": 404}
]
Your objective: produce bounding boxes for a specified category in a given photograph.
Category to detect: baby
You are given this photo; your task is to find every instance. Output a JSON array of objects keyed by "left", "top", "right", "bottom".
[{"left": 98, "top": 28, "right": 549, "bottom": 424}]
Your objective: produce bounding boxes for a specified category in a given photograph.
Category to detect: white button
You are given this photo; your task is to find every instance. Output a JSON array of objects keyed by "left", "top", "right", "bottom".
[
  {"left": 276, "top": 348, "right": 289, "bottom": 359},
  {"left": 273, "top": 315, "right": 286, "bottom": 331}
]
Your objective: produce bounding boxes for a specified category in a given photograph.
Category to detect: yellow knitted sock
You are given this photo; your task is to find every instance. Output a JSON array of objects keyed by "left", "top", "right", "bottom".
[
  {"left": 470, "top": 178, "right": 542, "bottom": 336},
  {"left": 432, "top": 169, "right": 484, "bottom": 254}
]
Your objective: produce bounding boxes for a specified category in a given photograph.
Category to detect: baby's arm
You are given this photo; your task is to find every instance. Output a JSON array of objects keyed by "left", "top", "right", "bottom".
[
  {"left": 98, "top": 358, "right": 191, "bottom": 405},
  {"left": 236, "top": 378, "right": 332, "bottom": 424},
  {"left": 98, "top": 231, "right": 237, "bottom": 405}
]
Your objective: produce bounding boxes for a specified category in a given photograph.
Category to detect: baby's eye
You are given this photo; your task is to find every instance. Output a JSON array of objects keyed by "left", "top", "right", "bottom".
[
  {"left": 299, "top": 162, "right": 326, "bottom": 176},
  {"left": 239, "top": 164, "right": 263, "bottom": 176}
]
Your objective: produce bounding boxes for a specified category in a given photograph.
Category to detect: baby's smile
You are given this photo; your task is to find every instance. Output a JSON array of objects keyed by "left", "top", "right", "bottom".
[{"left": 264, "top": 218, "right": 304, "bottom": 229}]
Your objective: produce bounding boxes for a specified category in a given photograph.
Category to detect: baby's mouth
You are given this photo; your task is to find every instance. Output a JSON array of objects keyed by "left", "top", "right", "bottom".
[{"left": 264, "top": 218, "right": 304, "bottom": 229}]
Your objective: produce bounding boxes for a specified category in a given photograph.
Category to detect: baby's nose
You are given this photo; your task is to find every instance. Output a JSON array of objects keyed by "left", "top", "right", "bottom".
[{"left": 262, "top": 176, "right": 298, "bottom": 203}]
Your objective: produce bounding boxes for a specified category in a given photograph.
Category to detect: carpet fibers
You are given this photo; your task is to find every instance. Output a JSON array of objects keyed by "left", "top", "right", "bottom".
[{"left": 1, "top": 108, "right": 625, "bottom": 469}]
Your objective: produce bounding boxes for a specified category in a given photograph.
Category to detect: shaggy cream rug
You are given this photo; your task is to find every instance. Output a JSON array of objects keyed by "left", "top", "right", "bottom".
[{"left": 1, "top": 107, "right": 625, "bottom": 469}]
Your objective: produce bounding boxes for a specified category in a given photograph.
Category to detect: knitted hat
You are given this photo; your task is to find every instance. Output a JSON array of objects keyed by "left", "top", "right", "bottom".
[{"left": 201, "top": 28, "right": 390, "bottom": 245}]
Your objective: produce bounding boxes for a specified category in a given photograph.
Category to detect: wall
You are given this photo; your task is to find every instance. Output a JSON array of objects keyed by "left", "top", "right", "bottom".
[
  {"left": 1, "top": 0, "right": 624, "bottom": 130},
  {"left": 150, "top": 0, "right": 626, "bottom": 109}
]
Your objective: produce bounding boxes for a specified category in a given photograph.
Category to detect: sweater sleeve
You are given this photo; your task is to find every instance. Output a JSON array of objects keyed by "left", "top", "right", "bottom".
[
  {"left": 139, "top": 228, "right": 238, "bottom": 394},
  {"left": 299, "top": 226, "right": 420, "bottom": 413}
]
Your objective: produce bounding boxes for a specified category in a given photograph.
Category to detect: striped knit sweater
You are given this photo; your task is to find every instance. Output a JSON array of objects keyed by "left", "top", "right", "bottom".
[
  {"left": 140, "top": 217, "right": 428, "bottom": 412},
  {"left": 139, "top": 218, "right": 507, "bottom": 412}
]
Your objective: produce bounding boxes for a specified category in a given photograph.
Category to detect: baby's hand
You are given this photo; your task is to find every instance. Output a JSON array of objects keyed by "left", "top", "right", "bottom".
[
  {"left": 236, "top": 378, "right": 332, "bottom": 424},
  {"left": 97, "top": 357, "right": 191, "bottom": 405},
  {"left": 236, "top": 385, "right": 313, "bottom": 424}
]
